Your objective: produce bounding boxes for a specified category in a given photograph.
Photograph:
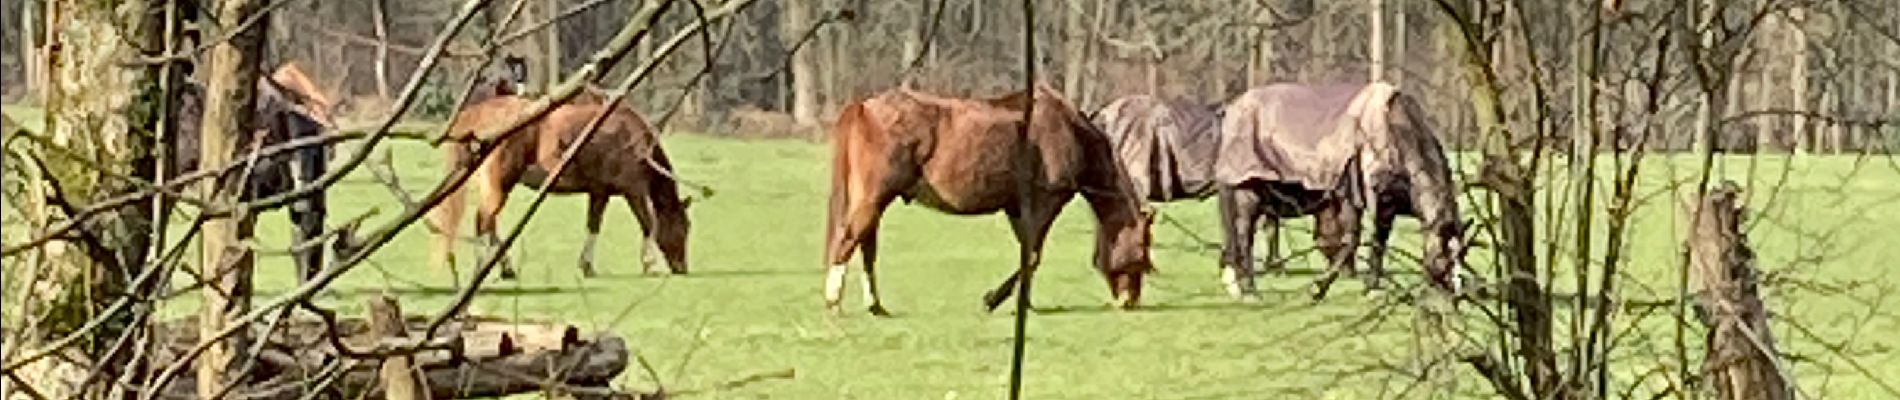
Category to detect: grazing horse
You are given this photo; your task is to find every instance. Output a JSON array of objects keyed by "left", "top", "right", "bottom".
[
  {"left": 1091, "top": 95, "right": 1223, "bottom": 203},
  {"left": 432, "top": 91, "right": 691, "bottom": 279},
  {"left": 1215, "top": 82, "right": 1467, "bottom": 300},
  {"left": 167, "top": 62, "right": 337, "bottom": 282},
  {"left": 824, "top": 84, "right": 1155, "bottom": 316}
]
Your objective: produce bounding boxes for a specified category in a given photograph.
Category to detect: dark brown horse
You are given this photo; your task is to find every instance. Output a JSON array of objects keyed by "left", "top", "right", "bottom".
[
  {"left": 1091, "top": 94, "right": 1223, "bottom": 203},
  {"left": 432, "top": 92, "right": 691, "bottom": 279},
  {"left": 824, "top": 84, "right": 1155, "bottom": 316},
  {"left": 1215, "top": 82, "right": 1466, "bottom": 300},
  {"left": 167, "top": 62, "right": 336, "bottom": 282}
]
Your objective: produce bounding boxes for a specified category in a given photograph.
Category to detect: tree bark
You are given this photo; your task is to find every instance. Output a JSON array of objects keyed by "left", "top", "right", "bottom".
[
  {"left": 1369, "top": 0, "right": 1383, "bottom": 83},
  {"left": 373, "top": 0, "right": 392, "bottom": 100},
  {"left": 13, "top": 0, "right": 162, "bottom": 397},
  {"left": 1063, "top": 0, "right": 1087, "bottom": 97},
  {"left": 541, "top": 0, "right": 562, "bottom": 93},
  {"left": 1788, "top": 6, "right": 1809, "bottom": 153},
  {"left": 18, "top": 0, "right": 37, "bottom": 99},
  {"left": 785, "top": 0, "right": 819, "bottom": 126},
  {"left": 195, "top": 0, "right": 268, "bottom": 397},
  {"left": 1438, "top": 2, "right": 1554, "bottom": 398},
  {"left": 370, "top": 296, "right": 430, "bottom": 400},
  {"left": 1690, "top": 182, "right": 1794, "bottom": 400}
]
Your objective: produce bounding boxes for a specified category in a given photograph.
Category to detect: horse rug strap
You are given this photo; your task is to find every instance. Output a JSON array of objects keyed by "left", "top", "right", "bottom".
[{"left": 1214, "top": 82, "right": 1400, "bottom": 202}]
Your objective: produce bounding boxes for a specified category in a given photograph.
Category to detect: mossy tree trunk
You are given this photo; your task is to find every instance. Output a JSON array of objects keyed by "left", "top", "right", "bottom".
[{"left": 7, "top": 0, "right": 162, "bottom": 397}]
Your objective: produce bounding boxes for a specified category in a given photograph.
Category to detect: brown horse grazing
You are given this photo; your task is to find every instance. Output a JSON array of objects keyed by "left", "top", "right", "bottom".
[
  {"left": 824, "top": 84, "right": 1155, "bottom": 316},
  {"left": 432, "top": 94, "right": 691, "bottom": 280},
  {"left": 1215, "top": 82, "right": 1467, "bottom": 300}
]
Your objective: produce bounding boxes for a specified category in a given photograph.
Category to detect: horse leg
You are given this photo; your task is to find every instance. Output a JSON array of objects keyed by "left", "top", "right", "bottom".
[
  {"left": 289, "top": 194, "right": 326, "bottom": 283},
  {"left": 983, "top": 208, "right": 1056, "bottom": 313},
  {"left": 825, "top": 195, "right": 895, "bottom": 314},
  {"left": 859, "top": 226, "right": 890, "bottom": 316},
  {"left": 475, "top": 156, "right": 520, "bottom": 280},
  {"left": 432, "top": 145, "right": 469, "bottom": 279},
  {"left": 289, "top": 148, "right": 327, "bottom": 283},
  {"left": 578, "top": 192, "right": 607, "bottom": 277},
  {"left": 1310, "top": 200, "right": 1363, "bottom": 301},
  {"left": 1217, "top": 187, "right": 1262, "bottom": 301},
  {"left": 1366, "top": 202, "right": 1399, "bottom": 291}
]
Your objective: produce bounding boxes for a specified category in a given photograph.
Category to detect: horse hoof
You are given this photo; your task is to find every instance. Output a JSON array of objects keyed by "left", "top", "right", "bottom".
[
  {"left": 867, "top": 304, "right": 892, "bottom": 317},
  {"left": 499, "top": 267, "right": 518, "bottom": 280},
  {"left": 578, "top": 264, "right": 598, "bottom": 278}
]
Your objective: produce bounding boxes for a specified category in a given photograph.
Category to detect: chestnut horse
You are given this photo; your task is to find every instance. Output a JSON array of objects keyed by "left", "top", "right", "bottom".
[
  {"left": 824, "top": 84, "right": 1155, "bottom": 316},
  {"left": 432, "top": 92, "right": 691, "bottom": 279}
]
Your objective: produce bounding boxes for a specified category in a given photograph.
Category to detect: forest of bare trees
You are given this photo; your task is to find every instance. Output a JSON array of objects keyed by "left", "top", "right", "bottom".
[{"left": 7, "top": 0, "right": 1893, "bottom": 150}]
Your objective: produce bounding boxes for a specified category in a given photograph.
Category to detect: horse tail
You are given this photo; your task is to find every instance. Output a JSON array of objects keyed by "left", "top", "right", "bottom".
[
  {"left": 430, "top": 142, "right": 471, "bottom": 273},
  {"left": 825, "top": 102, "right": 868, "bottom": 266}
]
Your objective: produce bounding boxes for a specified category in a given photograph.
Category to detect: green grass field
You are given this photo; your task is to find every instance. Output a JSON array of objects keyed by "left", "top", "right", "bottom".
[{"left": 7, "top": 104, "right": 1899, "bottom": 398}]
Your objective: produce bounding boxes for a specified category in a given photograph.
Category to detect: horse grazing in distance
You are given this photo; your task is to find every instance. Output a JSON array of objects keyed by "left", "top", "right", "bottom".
[
  {"left": 824, "top": 84, "right": 1155, "bottom": 316},
  {"left": 1215, "top": 82, "right": 1468, "bottom": 300},
  {"left": 166, "top": 62, "right": 337, "bottom": 282},
  {"left": 432, "top": 87, "right": 691, "bottom": 280},
  {"left": 1091, "top": 94, "right": 1223, "bottom": 203}
]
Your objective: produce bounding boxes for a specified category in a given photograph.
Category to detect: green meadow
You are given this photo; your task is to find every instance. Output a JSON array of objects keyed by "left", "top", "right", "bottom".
[{"left": 6, "top": 105, "right": 1898, "bottom": 398}]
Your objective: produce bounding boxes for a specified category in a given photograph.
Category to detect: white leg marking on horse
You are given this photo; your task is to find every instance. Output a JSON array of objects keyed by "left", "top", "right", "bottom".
[
  {"left": 860, "top": 266, "right": 880, "bottom": 307},
  {"left": 824, "top": 264, "right": 849, "bottom": 306}
]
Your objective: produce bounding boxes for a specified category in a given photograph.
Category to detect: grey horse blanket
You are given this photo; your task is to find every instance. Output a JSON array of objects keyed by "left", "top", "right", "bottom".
[
  {"left": 1094, "top": 95, "right": 1222, "bottom": 202},
  {"left": 1215, "top": 82, "right": 1402, "bottom": 204}
]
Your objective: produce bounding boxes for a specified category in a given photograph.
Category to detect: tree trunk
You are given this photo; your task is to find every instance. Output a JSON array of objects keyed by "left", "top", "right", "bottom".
[
  {"left": 1691, "top": 182, "right": 1794, "bottom": 400},
  {"left": 370, "top": 296, "right": 430, "bottom": 400},
  {"left": 786, "top": 0, "right": 819, "bottom": 126},
  {"left": 541, "top": 0, "right": 561, "bottom": 93},
  {"left": 1755, "top": 28, "right": 1774, "bottom": 152},
  {"left": 1369, "top": 0, "right": 1383, "bottom": 83},
  {"left": 372, "top": 0, "right": 391, "bottom": 100},
  {"left": 12, "top": 0, "right": 162, "bottom": 397},
  {"left": 1063, "top": 0, "right": 1087, "bottom": 97},
  {"left": 1393, "top": 1, "right": 1405, "bottom": 86},
  {"left": 1439, "top": 2, "right": 1554, "bottom": 398},
  {"left": 18, "top": 0, "right": 37, "bottom": 99},
  {"left": 196, "top": 0, "right": 268, "bottom": 397},
  {"left": 1789, "top": 6, "right": 1810, "bottom": 153}
]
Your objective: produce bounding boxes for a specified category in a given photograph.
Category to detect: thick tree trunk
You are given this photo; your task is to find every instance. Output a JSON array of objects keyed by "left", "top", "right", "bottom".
[
  {"left": 195, "top": 0, "right": 268, "bottom": 397},
  {"left": 11, "top": 0, "right": 161, "bottom": 397},
  {"left": 1691, "top": 182, "right": 1794, "bottom": 400}
]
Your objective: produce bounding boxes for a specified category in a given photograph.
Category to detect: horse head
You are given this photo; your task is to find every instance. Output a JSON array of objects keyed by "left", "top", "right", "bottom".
[
  {"left": 1098, "top": 202, "right": 1156, "bottom": 309},
  {"left": 1424, "top": 218, "right": 1474, "bottom": 295}
]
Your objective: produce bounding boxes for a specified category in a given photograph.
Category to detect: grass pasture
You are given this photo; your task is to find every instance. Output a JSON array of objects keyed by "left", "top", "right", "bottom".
[{"left": 6, "top": 103, "right": 1900, "bottom": 398}]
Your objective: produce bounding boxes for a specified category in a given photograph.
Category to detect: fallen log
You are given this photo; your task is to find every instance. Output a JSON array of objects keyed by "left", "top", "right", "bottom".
[{"left": 143, "top": 312, "right": 631, "bottom": 399}]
